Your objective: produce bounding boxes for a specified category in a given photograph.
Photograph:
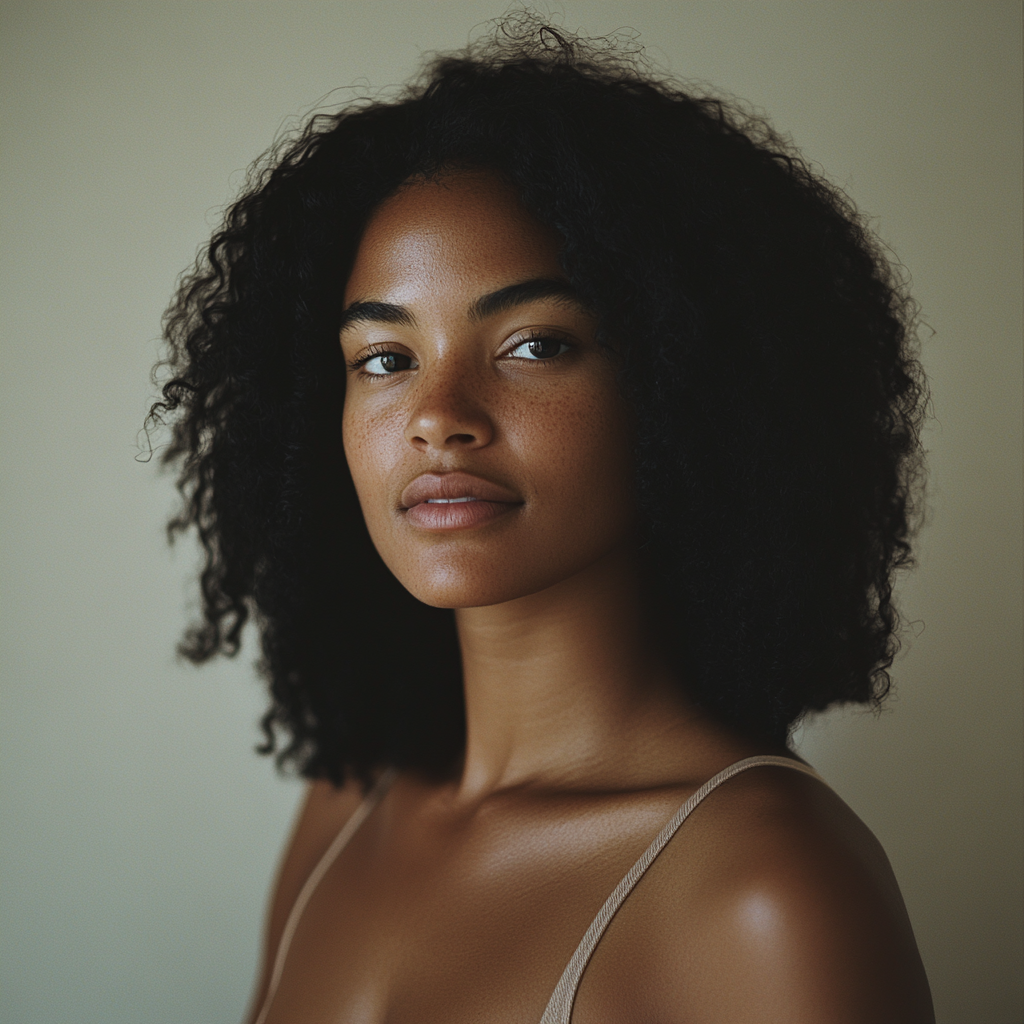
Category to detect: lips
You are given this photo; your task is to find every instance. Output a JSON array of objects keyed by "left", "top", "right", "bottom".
[{"left": 400, "top": 472, "right": 522, "bottom": 531}]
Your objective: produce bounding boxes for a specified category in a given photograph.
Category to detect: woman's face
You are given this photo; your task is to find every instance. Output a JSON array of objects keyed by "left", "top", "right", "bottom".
[{"left": 341, "top": 170, "right": 634, "bottom": 609}]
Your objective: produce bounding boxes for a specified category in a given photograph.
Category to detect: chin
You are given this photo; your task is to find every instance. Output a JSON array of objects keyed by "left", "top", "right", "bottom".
[
  {"left": 395, "top": 560, "right": 536, "bottom": 609},
  {"left": 386, "top": 535, "right": 629, "bottom": 610}
]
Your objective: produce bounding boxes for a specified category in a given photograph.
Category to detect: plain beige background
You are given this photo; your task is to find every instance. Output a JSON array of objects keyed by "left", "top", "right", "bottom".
[{"left": 1, "top": 2, "right": 1020, "bottom": 1022}]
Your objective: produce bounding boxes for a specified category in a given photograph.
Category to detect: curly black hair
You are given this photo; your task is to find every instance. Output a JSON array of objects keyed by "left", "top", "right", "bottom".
[{"left": 149, "top": 18, "right": 926, "bottom": 786}]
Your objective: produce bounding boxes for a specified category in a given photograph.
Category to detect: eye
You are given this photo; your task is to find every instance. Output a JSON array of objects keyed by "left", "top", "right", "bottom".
[
  {"left": 360, "top": 351, "right": 418, "bottom": 375},
  {"left": 507, "top": 334, "right": 572, "bottom": 361}
]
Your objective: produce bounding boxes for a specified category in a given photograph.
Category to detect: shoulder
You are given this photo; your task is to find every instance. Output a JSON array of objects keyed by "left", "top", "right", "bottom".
[
  {"left": 244, "top": 775, "right": 367, "bottom": 1024},
  {"left": 267, "top": 774, "right": 371, "bottom": 926},
  {"left": 591, "top": 762, "right": 935, "bottom": 1023}
]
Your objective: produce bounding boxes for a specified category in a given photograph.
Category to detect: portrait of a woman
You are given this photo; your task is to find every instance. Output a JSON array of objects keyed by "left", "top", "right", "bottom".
[
  {"left": 153, "top": 21, "right": 933, "bottom": 1022},
  {"left": 3, "top": 5, "right": 1019, "bottom": 1024}
]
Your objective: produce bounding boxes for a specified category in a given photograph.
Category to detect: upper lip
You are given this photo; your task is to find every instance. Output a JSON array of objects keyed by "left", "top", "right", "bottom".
[{"left": 400, "top": 471, "right": 522, "bottom": 509}]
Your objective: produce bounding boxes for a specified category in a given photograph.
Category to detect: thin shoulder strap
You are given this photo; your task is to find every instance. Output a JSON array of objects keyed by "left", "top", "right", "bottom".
[
  {"left": 253, "top": 767, "right": 399, "bottom": 1024},
  {"left": 538, "top": 755, "right": 823, "bottom": 1024}
]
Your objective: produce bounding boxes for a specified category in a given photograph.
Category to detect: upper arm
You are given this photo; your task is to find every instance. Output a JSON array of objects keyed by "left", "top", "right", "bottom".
[{"left": 242, "top": 777, "right": 364, "bottom": 1024}]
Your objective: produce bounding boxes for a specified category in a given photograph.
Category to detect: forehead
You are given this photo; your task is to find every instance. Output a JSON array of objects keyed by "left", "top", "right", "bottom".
[{"left": 344, "top": 171, "right": 565, "bottom": 306}]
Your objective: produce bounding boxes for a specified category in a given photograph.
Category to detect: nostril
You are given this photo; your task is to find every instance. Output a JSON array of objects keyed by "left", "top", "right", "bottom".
[{"left": 405, "top": 407, "right": 493, "bottom": 450}]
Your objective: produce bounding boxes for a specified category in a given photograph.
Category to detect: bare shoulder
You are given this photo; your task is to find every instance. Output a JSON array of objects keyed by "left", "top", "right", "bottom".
[
  {"left": 243, "top": 775, "right": 366, "bottom": 1024},
  {"left": 588, "top": 763, "right": 934, "bottom": 1024},
  {"left": 286, "top": 775, "right": 369, "bottom": 870},
  {"left": 268, "top": 775, "right": 369, "bottom": 927}
]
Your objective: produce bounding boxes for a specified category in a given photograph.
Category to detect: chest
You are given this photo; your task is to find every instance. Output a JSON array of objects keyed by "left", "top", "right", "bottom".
[{"left": 262, "top": 791, "right": 699, "bottom": 1024}]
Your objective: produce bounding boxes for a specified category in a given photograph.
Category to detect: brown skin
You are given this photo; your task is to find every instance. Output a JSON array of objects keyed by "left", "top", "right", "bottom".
[{"left": 246, "top": 171, "right": 934, "bottom": 1023}]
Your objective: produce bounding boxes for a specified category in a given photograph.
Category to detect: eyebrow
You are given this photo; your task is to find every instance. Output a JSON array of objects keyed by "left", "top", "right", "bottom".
[
  {"left": 337, "top": 300, "right": 416, "bottom": 336},
  {"left": 338, "top": 278, "right": 586, "bottom": 335},
  {"left": 468, "top": 278, "right": 585, "bottom": 322}
]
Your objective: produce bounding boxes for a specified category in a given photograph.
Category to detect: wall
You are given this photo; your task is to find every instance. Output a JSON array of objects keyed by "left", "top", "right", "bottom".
[{"left": 2, "top": 2, "right": 1020, "bottom": 1021}]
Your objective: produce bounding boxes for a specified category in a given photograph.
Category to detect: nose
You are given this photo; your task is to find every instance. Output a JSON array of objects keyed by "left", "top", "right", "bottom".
[{"left": 404, "top": 367, "right": 495, "bottom": 451}]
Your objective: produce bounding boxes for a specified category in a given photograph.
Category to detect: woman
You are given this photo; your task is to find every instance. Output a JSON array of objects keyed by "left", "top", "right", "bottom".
[{"left": 152, "top": 21, "right": 934, "bottom": 1023}]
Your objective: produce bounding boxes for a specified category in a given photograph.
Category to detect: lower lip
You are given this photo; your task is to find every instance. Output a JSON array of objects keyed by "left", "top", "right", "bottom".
[{"left": 403, "top": 500, "right": 517, "bottom": 531}]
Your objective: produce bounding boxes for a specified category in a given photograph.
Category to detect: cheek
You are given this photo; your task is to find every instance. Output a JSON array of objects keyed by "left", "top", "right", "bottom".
[
  {"left": 342, "top": 399, "right": 402, "bottom": 529},
  {"left": 510, "top": 384, "right": 633, "bottom": 522}
]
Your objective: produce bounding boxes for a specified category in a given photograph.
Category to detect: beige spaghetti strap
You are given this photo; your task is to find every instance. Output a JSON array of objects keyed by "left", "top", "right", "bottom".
[
  {"left": 253, "top": 767, "right": 399, "bottom": 1024},
  {"left": 538, "top": 755, "right": 823, "bottom": 1024}
]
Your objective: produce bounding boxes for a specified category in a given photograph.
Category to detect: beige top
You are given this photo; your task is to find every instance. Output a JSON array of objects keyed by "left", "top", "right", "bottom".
[{"left": 254, "top": 754, "right": 823, "bottom": 1024}]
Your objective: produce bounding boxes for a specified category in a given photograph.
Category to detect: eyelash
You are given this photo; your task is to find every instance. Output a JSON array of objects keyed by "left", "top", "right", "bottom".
[
  {"left": 505, "top": 329, "right": 573, "bottom": 361},
  {"left": 346, "top": 344, "right": 407, "bottom": 374},
  {"left": 347, "top": 330, "right": 574, "bottom": 377}
]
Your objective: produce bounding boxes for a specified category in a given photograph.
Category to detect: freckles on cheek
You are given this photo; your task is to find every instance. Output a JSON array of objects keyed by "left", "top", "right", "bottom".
[
  {"left": 342, "top": 406, "right": 379, "bottom": 487},
  {"left": 515, "top": 387, "right": 621, "bottom": 485},
  {"left": 340, "top": 405, "right": 362, "bottom": 481},
  {"left": 343, "top": 401, "right": 408, "bottom": 510}
]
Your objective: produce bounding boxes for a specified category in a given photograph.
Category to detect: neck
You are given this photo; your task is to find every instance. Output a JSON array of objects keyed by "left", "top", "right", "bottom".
[{"left": 453, "top": 546, "right": 698, "bottom": 799}]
